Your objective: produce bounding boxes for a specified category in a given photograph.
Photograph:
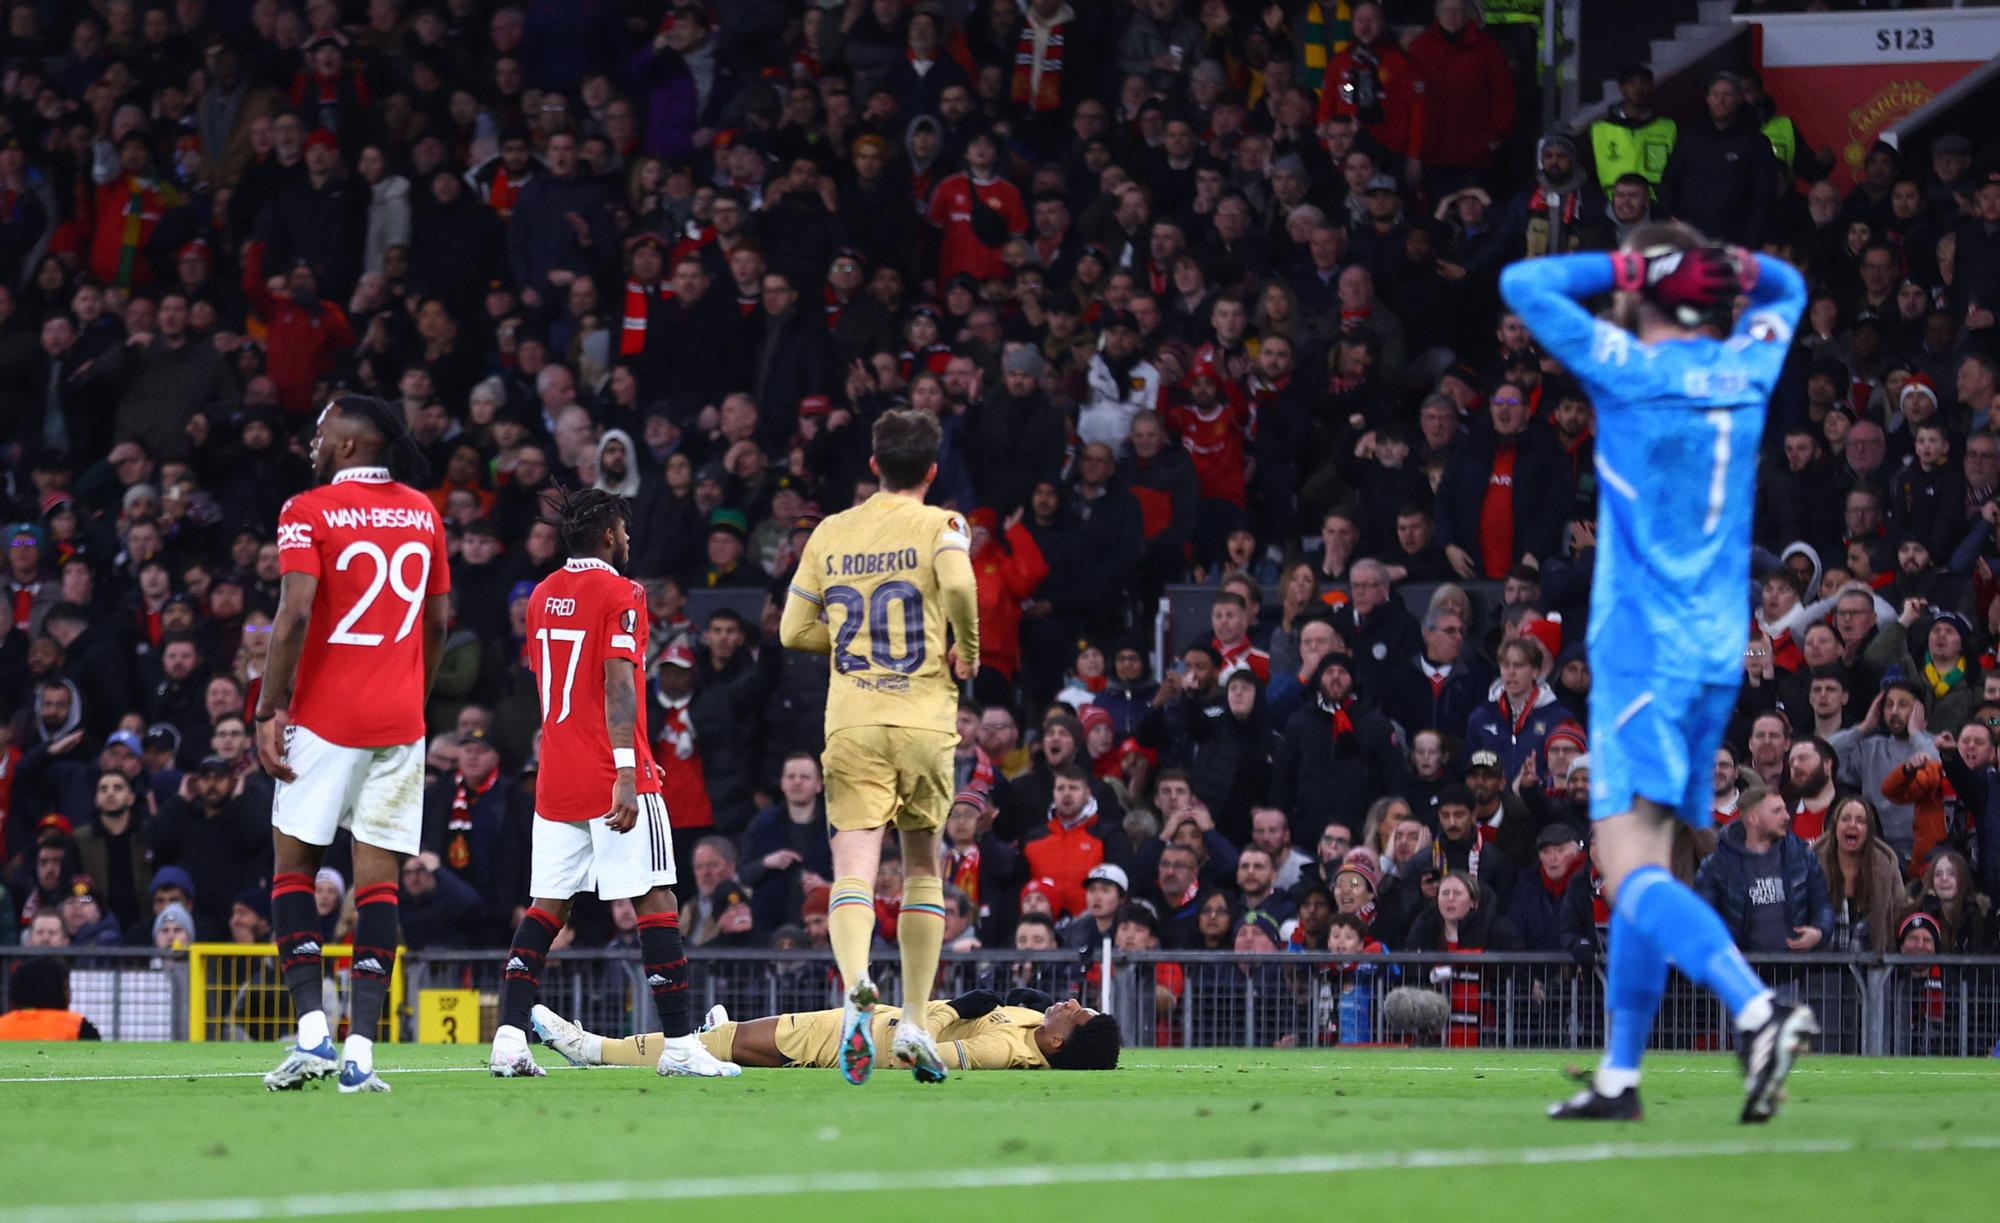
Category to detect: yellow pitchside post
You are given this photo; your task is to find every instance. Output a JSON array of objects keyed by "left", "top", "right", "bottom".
[{"left": 187, "top": 943, "right": 405, "bottom": 1043}]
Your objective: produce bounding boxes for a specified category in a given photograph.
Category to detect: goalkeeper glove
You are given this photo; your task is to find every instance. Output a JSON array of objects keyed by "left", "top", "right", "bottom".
[{"left": 1610, "top": 245, "right": 1747, "bottom": 313}]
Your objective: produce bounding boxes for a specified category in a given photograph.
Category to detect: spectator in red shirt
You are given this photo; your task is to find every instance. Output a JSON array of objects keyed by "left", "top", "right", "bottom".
[
  {"left": 1434, "top": 379, "right": 1570, "bottom": 579},
  {"left": 926, "top": 129, "right": 1026, "bottom": 286},
  {"left": 240, "top": 240, "right": 355, "bottom": 417},
  {"left": 1406, "top": 0, "right": 1516, "bottom": 196},
  {"left": 1160, "top": 354, "right": 1252, "bottom": 564},
  {"left": 1314, "top": 2, "right": 1424, "bottom": 174},
  {"left": 968, "top": 505, "right": 1050, "bottom": 702}
]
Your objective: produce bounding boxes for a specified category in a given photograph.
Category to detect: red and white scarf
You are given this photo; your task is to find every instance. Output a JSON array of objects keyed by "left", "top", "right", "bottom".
[
  {"left": 656, "top": 692, "right": 695, "bottom": 759},
  {"left": 1010, "top": 20, "right": 1066, "bottom": 114},
  {"left": 946, "top": 844, "right": 981, "bottom": 906},
  {"left": 447, "top": 767, "right": 498, "bottom": 871},
  {"left": 620, "top": 280, "right": 657, "bottom": 355}
]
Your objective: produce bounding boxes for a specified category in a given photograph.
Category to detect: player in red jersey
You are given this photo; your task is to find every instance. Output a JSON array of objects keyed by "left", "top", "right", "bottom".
[
  {"left": 490, "top": 488, "right": 739, "bottom": 1079},
  {"left": 255, "top": 396, "right": 450, "bottom": 1094}
]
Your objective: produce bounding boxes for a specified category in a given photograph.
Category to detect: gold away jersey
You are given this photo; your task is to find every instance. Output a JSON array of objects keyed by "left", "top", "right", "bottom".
[
  {"left": 766, "top": 1001, "right": 1050, "bottom": 1070},
  {"left": 783, "top": 492, "right": 978, "bottom": 737}
]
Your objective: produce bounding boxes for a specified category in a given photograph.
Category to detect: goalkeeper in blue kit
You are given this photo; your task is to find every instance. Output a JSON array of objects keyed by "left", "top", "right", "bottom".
[{"left": 1500, "top": 226, "right": 1814, "bottom": 1123}]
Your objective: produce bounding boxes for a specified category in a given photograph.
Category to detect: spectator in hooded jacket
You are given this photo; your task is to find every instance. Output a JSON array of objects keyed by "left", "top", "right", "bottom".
[{"left": 630, "top": 7, "right": 740, "bottom": 167}]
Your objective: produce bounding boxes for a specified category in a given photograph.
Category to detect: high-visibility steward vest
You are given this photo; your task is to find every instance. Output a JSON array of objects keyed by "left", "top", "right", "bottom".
[
  {"left": 0, "top": 1008, "right": 87, "bottom": 1040},
  {"left": 1591, "top": 115, "right": 1678, "bottom": 191},
  {"left": 1763, "top": 114, "right": 1799, "bottom": 177}
]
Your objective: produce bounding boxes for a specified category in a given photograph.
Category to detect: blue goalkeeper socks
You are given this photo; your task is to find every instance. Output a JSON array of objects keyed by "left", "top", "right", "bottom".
[
  {"left": 1599, "top": 903, "right": 1667, "bottom": 1088},
  {"left": 1619, "top": 865, "right": 1770, "bottom": 1020}
]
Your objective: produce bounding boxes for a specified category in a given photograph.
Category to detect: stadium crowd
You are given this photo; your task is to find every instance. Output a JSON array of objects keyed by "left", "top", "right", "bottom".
[{"left": 2, "top": 0, "right": 1999, "bottom": 1018}]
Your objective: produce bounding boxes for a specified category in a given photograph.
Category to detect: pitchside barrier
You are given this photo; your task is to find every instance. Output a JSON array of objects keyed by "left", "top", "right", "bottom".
[{"left": 2, "top": 946, "right": 1994, "bottom": 1056}]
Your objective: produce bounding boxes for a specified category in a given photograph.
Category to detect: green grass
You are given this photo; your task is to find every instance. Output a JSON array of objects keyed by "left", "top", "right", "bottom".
[{"left": 1, "top": 1044, "right": 1995, "bottom": 1222}]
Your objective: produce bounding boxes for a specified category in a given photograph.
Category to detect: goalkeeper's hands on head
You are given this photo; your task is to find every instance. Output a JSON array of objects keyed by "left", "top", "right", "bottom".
[{"left": 1611, "top": 245, "right": 1755, "bottom": 312}]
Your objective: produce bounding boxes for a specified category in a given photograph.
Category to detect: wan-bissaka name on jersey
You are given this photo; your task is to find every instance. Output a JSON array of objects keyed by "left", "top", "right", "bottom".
[{"left": 788, "top": 492, "right": 970, "bottom": 736}]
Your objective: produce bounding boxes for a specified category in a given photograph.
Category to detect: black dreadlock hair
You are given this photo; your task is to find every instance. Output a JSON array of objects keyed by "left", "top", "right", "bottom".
[
  {"left": 544, "top": 483, "right": 632, "bottom": 555},
  {"left": 329, "top": 394, "right": 430, "bottom": 486}
]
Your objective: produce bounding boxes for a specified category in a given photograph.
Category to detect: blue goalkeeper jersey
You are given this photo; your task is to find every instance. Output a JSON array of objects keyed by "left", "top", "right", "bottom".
[{"left": 1499, "top": 253, "right": 1806, "bottom": 683}]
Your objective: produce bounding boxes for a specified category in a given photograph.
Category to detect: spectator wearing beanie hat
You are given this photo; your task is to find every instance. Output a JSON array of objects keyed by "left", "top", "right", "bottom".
[
  {"left": 1272, "top": 643, "right": 1407, "bottom": 846},
  {"left": 1542, "top": 721, "right": 1588, "bottom": 789},
  {"left": 1019, "top": 876, "right": 1062, "bottom": 924},
  {"left": 1076, "top": 703, "right": 1123, "bottom": 783},
  {"left": 1331, "top": 856, "right": 1380, "bottom": 933},
  {"left": 965, "top": 345, "right": 1068, "bottom": 519},
  {"left": 940, "top": 784, "right": 1022, "bottom": 945},
  {"left": 800, "top": 883, "right": 832, "bottom": 948}
]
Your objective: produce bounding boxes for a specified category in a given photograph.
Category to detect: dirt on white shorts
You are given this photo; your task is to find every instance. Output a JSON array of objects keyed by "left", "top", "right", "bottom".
[
  {"left": 271, "top": 723, "right": 425, "bottom": 854},
  {"left": 529, "top": 792, "right": 677, "bottom": 901}
]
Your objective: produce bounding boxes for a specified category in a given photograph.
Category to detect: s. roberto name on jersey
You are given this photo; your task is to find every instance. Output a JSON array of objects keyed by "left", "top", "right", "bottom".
[{"left": 825, "top": 547, "right": 921, "bottom": 577}]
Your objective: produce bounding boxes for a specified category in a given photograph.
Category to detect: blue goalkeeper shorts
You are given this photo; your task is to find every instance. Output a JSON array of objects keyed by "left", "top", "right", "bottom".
[{"left": 1588, "top": 672, "right": 1741, "bottom": 831}]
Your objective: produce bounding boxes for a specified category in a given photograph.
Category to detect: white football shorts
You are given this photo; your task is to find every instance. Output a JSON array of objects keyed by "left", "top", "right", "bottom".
[
  {"left": 528, "top": 792, "right": 677, "bottom": 901},
  {"left": 271, "top": 723, "right": 425, "bottom": 855}
]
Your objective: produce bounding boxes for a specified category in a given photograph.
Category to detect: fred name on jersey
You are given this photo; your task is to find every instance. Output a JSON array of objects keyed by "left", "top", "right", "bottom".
[{"left": 825, "top": 547, "right": 921, "bottom": 577}]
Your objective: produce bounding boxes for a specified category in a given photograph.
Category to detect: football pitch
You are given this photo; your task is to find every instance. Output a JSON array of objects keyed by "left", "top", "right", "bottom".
[{"left": 1, "top": 1046, "right": 1995, "bottom": 1222}]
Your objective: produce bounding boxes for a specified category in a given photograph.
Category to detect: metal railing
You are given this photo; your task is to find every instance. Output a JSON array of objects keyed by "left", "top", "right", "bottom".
[
  {"left": 5, "top": 946, "right": 1997, "bottom": 1055},
  {"left": 0, "top": 947, "right": 188, "bottom": 1041}
]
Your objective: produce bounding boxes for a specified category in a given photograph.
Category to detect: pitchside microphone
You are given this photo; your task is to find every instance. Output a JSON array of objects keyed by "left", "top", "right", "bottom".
[{"left": 1383, "top": 986, "right": 1451, "bottom": 1035}]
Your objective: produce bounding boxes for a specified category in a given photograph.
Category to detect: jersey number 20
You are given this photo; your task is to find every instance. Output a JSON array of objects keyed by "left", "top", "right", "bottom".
[{"left": 824, "top": 581, "right": 925, "bottom": 675}]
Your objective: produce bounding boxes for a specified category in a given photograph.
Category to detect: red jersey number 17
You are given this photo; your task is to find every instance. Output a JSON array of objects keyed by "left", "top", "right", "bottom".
[{"left": 536, "top": 628, "right": 589, "bottom": 722}]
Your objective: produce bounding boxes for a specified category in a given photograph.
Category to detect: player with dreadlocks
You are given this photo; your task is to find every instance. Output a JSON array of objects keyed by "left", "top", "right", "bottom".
[
  {"left": 487, "top": 484, "right": 741, "bottom": 1079},
  {"left": 259, "top": 395, "right": 450, "bottom": 1092}
]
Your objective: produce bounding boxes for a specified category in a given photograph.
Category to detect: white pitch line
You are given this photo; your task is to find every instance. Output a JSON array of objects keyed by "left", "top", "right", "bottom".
[
  {"left": 0, "top": 1065, "right": 624, "bottom": 1085},
  {"left": 4, "top": 1061, "right": 1994, "bottom": 1086},
  {"left": 7, "top": 1134, "right": 2000, "bottom": 1223}
]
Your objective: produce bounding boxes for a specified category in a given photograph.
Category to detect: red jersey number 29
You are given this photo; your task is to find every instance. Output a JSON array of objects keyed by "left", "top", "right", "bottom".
[{"left": 328, "top": 541, "right": 433, "bottom": 646}]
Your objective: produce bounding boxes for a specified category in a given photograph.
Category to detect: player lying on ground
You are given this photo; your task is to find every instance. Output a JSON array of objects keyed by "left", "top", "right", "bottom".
[
  {"left": 488, "top": 487, "right": 737, "bottom": 1079},
  {"left": 530, "top": 989, "right": 1121, "bottom": 1072},
  {"left": 778, "top": 408, "right": 981, "bottom": 1085},
  {"left": 1500, "top": 226, "right": 1816, "bottom": 1124},
  {"left": 258, "top": 396, "right": 449, "bottom": 1094}
]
